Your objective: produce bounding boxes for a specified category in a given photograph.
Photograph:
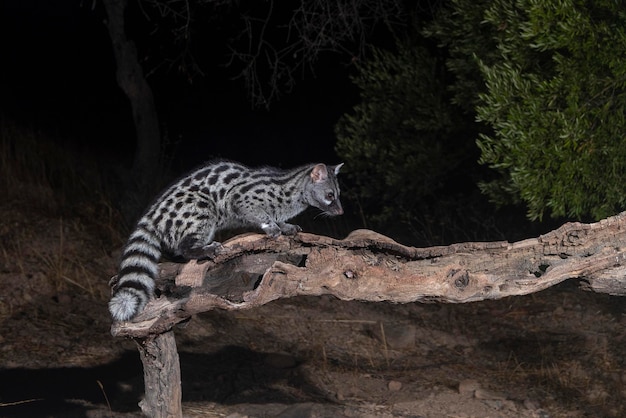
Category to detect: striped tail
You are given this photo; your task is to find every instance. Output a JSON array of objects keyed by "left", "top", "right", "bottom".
[{"left": 109, "top": 221, "right": 162, "bottom": 321}]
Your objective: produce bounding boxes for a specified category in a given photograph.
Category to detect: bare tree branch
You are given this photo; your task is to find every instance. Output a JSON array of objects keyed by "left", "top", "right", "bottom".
[
  {"left": 137, "top": 0, "right": 231, "bottom": 80},
  {"left": 228, "top": 0, "right": 406, "bottom": 107},
  {"left": 111, "top": 212, "right": 626, "bottom": 418},
  {"left": 112, "top": 212, "right": 626, "bottom": 338},
  {"left": 129, "top": 0, "right": 406, "bottom": 105}
]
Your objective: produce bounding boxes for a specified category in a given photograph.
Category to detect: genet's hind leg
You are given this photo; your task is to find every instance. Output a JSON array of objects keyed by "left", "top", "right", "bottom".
[{"left": 178, "top": 232, "right": 222, "bottom": 260}]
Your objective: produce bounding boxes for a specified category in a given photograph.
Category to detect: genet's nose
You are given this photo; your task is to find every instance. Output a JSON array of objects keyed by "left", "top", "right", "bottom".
[{"left": 334, "top": 203, "right": 344, "bottom": 216}]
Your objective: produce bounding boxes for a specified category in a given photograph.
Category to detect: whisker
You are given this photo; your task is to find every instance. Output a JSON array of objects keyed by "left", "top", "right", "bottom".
[{"left": 313, "top": 210, "right": 332, "bottom": 220}]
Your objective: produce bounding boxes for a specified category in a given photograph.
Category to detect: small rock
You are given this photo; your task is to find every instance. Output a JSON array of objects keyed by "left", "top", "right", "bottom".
[
  {"left": 523, "top": 399, "right": 539, "bottom": 410},
  {"left": 335, "top": 390, "right": 345, "bottom": 401},
  {"left": 340, "top": 386, "right": 361, "bottom": 398},
  {"left": 501, "top": 399, "right": 519, "bottom": 412},
  {"left": 387, "top": 380, "right": 402, "bottom": 391},
  {"left": 483, "top": 399, "right": 503, "bottom": 410},
  {"left": 458, "top": 379, "right": 481, "bottom": 397},
  {"left": 474, "top": 387, "right": 508, "bottom": 400},
  {"left": 117, "top": 382, "right": 134, "bottom": 393}
]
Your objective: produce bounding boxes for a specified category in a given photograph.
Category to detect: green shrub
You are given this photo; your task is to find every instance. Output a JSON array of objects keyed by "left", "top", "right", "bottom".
[
  {"left": 474, "top": 0, "right": 626, "bottom": 220},
  {"left": 335, "top": 41, "right": 472, "bottom": 231}
]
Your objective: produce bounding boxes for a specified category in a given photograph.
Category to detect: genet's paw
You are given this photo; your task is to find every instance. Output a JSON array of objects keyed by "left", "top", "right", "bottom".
[
  {"left": 261, "top": 222, "right": 282, "bottom": 238},
  {"left": 201, "top": 241, "right": 223, "bottom": 258},
  {"left": 280, "top": 223, "right": 302, "bottom": 236}
]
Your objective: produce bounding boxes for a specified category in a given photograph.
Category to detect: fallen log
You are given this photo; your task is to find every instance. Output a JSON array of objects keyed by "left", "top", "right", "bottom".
[{"left": 111, "top": 212, "right": 626, "bottom": 417}]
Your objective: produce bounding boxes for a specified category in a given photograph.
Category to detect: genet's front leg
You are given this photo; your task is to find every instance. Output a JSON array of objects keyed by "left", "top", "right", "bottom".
[
  {"left": 277, "top": 222, "right": 302, "bottom": 236},
  {"left": 260, "top": 221, "right": 302, "bottom": 237},
  {"left": 260, "top": 221, "right": 282, "bottom": 238}
]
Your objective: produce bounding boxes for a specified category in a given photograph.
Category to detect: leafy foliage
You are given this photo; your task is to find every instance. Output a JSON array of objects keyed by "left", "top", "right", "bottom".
[
  {"left": 426, "top": 0, "right": 626, "bottom": 221},
  {"left": 337, "top": 0, "right": 626, "bottom": 243},
  {"left": 335, "top": 40, "right": 476, "bottom": 238},
  {"left": 423, "top": 0, "right": 500, "bottom": 114},
  {"left": 473, "top": 0, "right": 626, "bottom": 220}
]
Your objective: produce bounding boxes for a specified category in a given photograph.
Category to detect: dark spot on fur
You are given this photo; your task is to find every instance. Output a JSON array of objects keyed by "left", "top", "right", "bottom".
[
  {"left": 223, "top": 172, "right": 240, "bottom": 184},
  {"left": 214, "top": 164, "right": 230, "bottom": 173}
]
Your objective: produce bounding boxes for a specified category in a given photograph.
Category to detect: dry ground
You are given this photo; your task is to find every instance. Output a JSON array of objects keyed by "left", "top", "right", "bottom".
[{"left": 1, "top": 191, "right": 625, "bottom": 418}]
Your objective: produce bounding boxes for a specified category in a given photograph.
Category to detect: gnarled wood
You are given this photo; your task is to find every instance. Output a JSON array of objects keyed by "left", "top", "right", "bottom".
[
  {"left": 111, "top": 212, "right": 626, "bottom": 417},
  {"left": 136, "top": 331, "right": 181, "bottom": 418},
  {"left": 112, "top": 212, "right": 626, "bottom": 339}
]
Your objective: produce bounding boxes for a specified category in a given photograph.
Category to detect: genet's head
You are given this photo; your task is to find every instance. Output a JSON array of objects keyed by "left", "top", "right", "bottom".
[{"left": 307, "top": 163, "right": 344, "bottom": 216}]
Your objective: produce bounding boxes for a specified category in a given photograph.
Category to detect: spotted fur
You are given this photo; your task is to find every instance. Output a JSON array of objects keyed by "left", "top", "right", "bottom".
[{"left": 109, "top": 160, "right": 343, "bottom": 321}]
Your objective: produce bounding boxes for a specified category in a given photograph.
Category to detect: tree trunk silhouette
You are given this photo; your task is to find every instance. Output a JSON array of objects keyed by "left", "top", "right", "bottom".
[{"left": 102, "top": 0, "right": 162, "bottom": 222}]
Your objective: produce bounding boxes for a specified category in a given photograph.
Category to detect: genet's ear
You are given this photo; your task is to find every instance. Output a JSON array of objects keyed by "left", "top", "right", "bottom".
[
  {"left": 310, "top": 163, "right": 329, "bottom": 183},
  {"left": 334, "top": 163, "right": 344, "bottom": 176}
]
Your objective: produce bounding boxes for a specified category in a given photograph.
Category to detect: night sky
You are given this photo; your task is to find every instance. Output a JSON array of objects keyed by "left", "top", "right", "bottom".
[{"left": 1, "top": 0, "right": 356, "bottom": 170}]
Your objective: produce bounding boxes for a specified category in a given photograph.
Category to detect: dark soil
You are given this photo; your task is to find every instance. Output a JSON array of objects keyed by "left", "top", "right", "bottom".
[{"left": 1, "top": 201, "right": 625, "bottom": 418}]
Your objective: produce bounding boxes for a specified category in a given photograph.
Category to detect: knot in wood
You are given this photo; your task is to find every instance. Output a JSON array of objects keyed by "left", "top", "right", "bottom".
[
  {"left": 447, "top": 269, "right": 470, "bottom": 289},
  {"left": 565, "top": 230, "right": 585, "bottom": 245},
  {"left": 343, "top": 269, "right": 357, "bottom": 279}
]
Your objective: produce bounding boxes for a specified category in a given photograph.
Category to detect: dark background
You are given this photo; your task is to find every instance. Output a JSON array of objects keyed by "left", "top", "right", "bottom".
[
  {"left": 0, "top": 0, "right": 561, "bottom": 245},
  {"left": 0, "top": 0, "right": 354, "bottom": 170}
]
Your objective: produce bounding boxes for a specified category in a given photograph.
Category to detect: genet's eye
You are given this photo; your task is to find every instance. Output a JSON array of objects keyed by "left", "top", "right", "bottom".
[{"left": 326, "top": 191, "right": 335, "bottom": 201}]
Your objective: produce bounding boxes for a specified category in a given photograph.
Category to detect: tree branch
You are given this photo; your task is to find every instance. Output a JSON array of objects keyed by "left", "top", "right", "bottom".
[
  {"left": 111, "top": 212, "right": 626, "bottom": 338},
  {"left": 228, "top": 0, "right": 406, "bottom": 107}
]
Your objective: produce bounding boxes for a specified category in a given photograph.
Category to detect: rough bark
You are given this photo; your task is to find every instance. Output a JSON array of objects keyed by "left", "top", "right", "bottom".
[
  {"left": 112, "top": 212, "right": 626, "bottom": 339},
  {"left": 110, "top": 212, "right": 626, "bottom": 417},
  {"left": 136, "top": 331, "right": 182, "bottom": 418}
]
